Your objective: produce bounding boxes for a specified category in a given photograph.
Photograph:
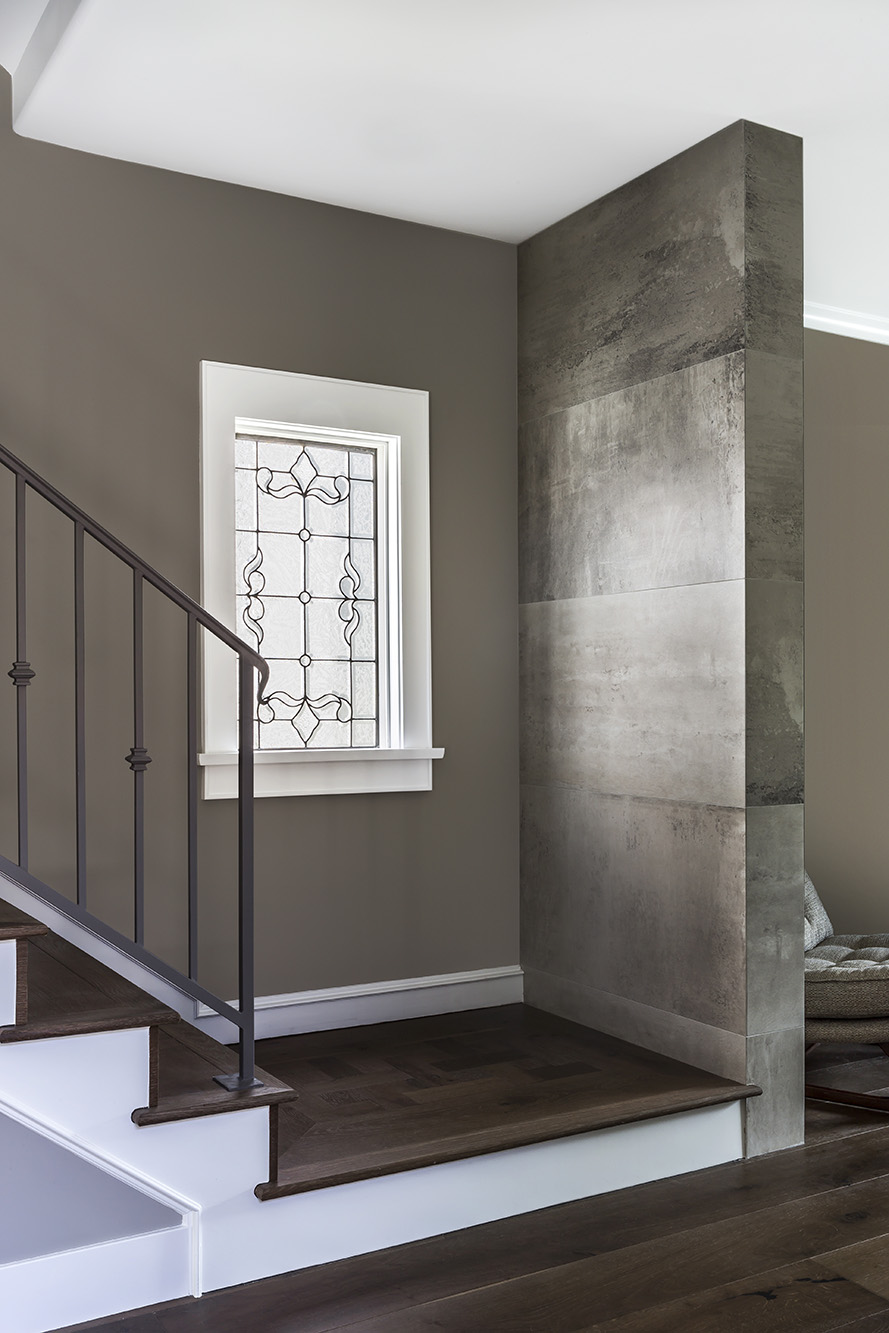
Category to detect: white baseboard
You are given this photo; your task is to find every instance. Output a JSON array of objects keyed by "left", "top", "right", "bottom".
[
  {"left": 195, "top": 965, "right": 524, "bottom": 1043},
  {"left": 804, "top": 301, "right": 889, "bottom": 346},
  {"left": 0, "top": 1226, "right": 192, "bottom": 1333}
]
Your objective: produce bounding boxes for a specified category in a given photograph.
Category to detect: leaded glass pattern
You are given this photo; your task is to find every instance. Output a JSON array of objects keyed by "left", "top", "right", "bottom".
[{"left": 235, "top": 434, "right": 378, "bottom": 748}]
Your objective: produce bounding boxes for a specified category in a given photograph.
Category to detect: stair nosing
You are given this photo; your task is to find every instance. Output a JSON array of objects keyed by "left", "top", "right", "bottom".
[{"left": 257, "top": 1081, "right": 761, "bottom": 1200}]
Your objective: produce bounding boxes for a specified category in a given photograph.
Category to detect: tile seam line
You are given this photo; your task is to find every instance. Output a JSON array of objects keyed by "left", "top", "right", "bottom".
[
  {"left": 518, "top": 784, "right": 745, "bottom": 812},
  {"left": 519, "top": 576, "right": 745, "bottom": 607},
  {"left": 519, "top": 575, "right": 801, "bottom": 607},
  {"left": 516, "top": 347, "right": 745, "bottom": 431}
]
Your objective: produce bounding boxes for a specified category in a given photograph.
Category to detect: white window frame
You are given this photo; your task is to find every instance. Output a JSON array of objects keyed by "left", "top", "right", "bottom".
[{"left": 199, "top": 361, "right": 443, "bottom": 798}]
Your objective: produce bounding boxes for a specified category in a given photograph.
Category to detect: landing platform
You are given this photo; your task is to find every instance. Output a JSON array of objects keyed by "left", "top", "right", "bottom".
[{"left": 256, "top": 1003, "right": 759, "bottom": 1198}]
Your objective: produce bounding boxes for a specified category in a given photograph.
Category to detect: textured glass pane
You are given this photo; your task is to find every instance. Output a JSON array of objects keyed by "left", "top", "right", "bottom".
[
  {"left": 306, "top": 536, "right": 350, "bottom": 598},
  {"left": 349, "top": 450, "right": 375, "bottom": 480},
  {"left": 351, "top": 662, "right": 376, "bottom": 718},
  {"left": 236, "top": 595, "right": 261, "bottom": 649},
  {"left": 305, "top": 492, "right": 349, "bottom": 537},
  {"left": 310, "top": 719, "right": 352, "bottom": 749},
  {"left": 349, "top": 539, "right": 375, "bottom": 599},
  {"left": 238, "top": 432, "right": 380, "bottom": 749},
  {"left": 305, "top": 598, "right": 350, "bottom": 661},
  {"left": 255, "top": 532, "right": 305, "bottom": 597},
  {"left": 350, "top": 480, "right": 374, "bottom": 538},
  {"left": 256, "top": 597, "right": 305, "bottom": 659},
  {"left": 258, "top": 486, "right": 305, "bottom": 534},
  {"left": 235, "top": 469, "right": 257, "bottom": 532},
  {"left": 306, "top": 445, "right": 348, "bottom": 476},
  {"left": 235, "top": 437, "right": 257, "bottom": 467},
  {"left": 263, "top": 658, "right": 307, "bottom": 702},
  {"left": 257, "top": 439, "right": 300, "bottom": 472},
  {"left": 235, "top": 533, "right": 261, "bottom": 596},
  {"left": 350, "top": 602, "right": 376, "bottom": 662},
  {"left": 307, "top": 659, "right": 350, "bottom": 701},
  {"left": 258, "top": 719, "right": 306, "bottom": 750}
]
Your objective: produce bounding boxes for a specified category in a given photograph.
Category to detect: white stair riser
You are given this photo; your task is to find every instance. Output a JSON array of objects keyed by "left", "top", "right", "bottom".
[
  {"left": 0, "top": 1028, "right": 269, "bottom": 1211},
  {"left": 0, "top": 939, "right": 16, "bottom": 1025},
  {"left": 200, "top": 1100, "right": 743, "bottom": 1292},
  {"left": 0, "top": 1225, "right": 192, "bottom": 1333}
]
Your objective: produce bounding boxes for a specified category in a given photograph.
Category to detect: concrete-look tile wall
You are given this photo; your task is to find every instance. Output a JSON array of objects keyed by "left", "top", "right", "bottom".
[{"left": 518, "top": 121, "right": 803, "bottom": 1156}]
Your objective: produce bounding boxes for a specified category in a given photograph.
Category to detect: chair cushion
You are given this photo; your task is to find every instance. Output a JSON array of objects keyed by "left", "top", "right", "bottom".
[
  {"left": 804, "top": 872, "right": 834, "bottom": 951},
  {"left": 805, "top": 934, "right": 889, "bottom": 1018}
]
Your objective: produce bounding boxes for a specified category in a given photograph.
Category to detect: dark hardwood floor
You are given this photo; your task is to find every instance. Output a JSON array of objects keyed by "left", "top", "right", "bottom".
[
  {"left": 255, "top": 1004, "right": 756, "bottom": 1196},
  {"left": 58, "top": 1044, "right": 889, "bottom": 1333}
]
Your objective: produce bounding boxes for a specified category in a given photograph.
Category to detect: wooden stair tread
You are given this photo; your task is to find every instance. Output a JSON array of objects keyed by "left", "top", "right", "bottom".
[
  {"left": 133, "top": 1023, "right": 297, "bottom": 1125},
  {"left": 260, "top": 1079, "right": 759, "bottom": 1199},
  {"left": 254, "top": 1005, "right": 759, "bottom": 1200},
  {"left": 0, "top": 931, "right": 180, "bottom": 1041},
  {"left": 0, "top": 897, "right": 49, "bottom": 941}
]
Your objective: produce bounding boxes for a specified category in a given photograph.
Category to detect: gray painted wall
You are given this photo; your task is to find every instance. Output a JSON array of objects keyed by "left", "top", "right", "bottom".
[
  {"left": 805, "top": 330, "right": 889, "bottom": 931},
  {"left": 0, "top": 71, "right": 519, "bottom": 998},
  {"left": 0, "top": 1111, "right": 179, "bottom": 1263},
  {"left": 518, "top": 121, "right": 804, "bottom": 1155}
]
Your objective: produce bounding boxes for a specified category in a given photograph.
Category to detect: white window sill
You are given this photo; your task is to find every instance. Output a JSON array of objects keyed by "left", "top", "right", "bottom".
[{"left": 199, "top": 748, "right": 445, "bottom": 799}]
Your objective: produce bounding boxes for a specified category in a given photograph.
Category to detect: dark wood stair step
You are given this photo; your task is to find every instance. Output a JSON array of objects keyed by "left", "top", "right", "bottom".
[
  {"left": 253, "top": 1004, "right": 760, "bottom": 1201},
  {"left": 133, "top": 1022, "right": 297, "bottom": 1126},
  {"left": 0, "top": 930, "right": 181, "bottom": 1042},
  {"left": 0, "top": 898, "right": 49, "bottom": 941}
]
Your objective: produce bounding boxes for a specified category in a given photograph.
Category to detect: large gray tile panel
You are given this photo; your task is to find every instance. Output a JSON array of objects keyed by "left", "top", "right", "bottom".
[
  {"left": 518, "top": 122, "right": 746, "bottom": 424},
  {"left": 523, "top": 966, "right": 748, "bottom": 1084},
  {"left": 519, "top": 353, "right": 745, "bottom": 604},
  {"left": 747, "top": 579, "right": 804, "bottom": 806},
  {"left": 744, "top": 122, "right": 804, "bottom": 360},
  {"left": 746, "top": 804, "right": 805, "bottom": 1036},
  {"left": 745, "top": 350, "right": 804, "bottom": 581},
  {"left": 520, "top": 785, "right": 747, "bottom": 1033},
  {"left": 520, "top": 582, "right": 746, "bottom": 807},
  {"left": 744, "top": 1027, "right": 805, "bottom": 1156}
]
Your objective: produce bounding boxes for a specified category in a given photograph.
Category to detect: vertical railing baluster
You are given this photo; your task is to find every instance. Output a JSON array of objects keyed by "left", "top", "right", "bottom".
[
  {"left": 126, "top": 571, "right": 151, "bottom": 945},
  {"left": 186, "top": 613, "right": 198, "bottom": 980},
  {"left": 237, "top": 654, "right": 257, "bottom": 1087},
  {"left": 74, "top": 522, "right": 86, "bottom": 906},
  {"left": 8, "top": 476, "right": 35, "bottom": 870},
  {"left": 215, "top": 654, "right": 259, "bottom": 1091}
]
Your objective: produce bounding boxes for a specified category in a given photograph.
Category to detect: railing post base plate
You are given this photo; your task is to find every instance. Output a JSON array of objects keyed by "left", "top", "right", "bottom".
[{"left": 214, "top": 1072, "right": 264, "bottom": 1092}]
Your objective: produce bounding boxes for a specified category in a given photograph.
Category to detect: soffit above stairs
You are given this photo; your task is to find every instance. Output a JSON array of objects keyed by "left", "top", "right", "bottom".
[{"left": 0, "top": 0, "right": 888, "bottom": 329}]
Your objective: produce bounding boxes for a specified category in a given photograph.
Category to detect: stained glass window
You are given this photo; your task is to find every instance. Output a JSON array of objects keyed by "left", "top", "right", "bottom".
[{"left": 235, "top": 434, "right": 378, "bottom": 749}]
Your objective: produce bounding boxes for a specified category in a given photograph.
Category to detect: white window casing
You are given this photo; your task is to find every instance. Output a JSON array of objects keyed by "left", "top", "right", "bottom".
[{"left": 200, "top": 361, "right": 443, "bottom": 798}]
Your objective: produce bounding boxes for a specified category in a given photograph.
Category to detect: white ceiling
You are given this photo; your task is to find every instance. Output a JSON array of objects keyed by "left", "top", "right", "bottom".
[{"left": 3, "top": 0, "right": 889, "bottom": 333}]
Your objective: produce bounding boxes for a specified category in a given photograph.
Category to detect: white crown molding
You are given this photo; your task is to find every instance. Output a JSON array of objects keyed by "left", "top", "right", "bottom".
[
  {"left": 804, "top": 301, "right": 889, "bottom": 347},
  {"left": 195, "top": 965, "right": 524, "bottom": 1042}
]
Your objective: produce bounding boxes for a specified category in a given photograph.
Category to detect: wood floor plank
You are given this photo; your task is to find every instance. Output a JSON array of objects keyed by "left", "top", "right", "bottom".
[
  {"left": 84, "top": 1126, "right": 889, "bottom": 1333},
  {"left": 53, "top": 1100, "right": 889, "bottom": 1333},
  {"left": 822, "top": 1235, "right": 889, "bottom": 1302},
  {"left": 580, "top": 1262, "right": 889, "bottom": 1331},
  {"left": 805, "top": 1101, "right": 889, "bottom": 1147},
  {"left": 328, "top": 1178, "right": 889, "bottom": 1332}
]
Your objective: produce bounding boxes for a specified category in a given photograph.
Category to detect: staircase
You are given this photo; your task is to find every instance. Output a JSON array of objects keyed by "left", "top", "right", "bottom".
[{"left": 0, "top": 443, "right": 759, "bottom": 1331}]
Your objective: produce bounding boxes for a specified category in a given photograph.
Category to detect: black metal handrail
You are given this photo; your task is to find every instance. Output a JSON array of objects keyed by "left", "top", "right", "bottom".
[{"left": 0, "top": 440, "right": 269, "bottom": 1090}]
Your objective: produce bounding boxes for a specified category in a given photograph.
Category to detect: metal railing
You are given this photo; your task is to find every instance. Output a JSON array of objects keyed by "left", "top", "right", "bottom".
[{"left": 0, "top": 441, "right": 269, "bottom": 1090}]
